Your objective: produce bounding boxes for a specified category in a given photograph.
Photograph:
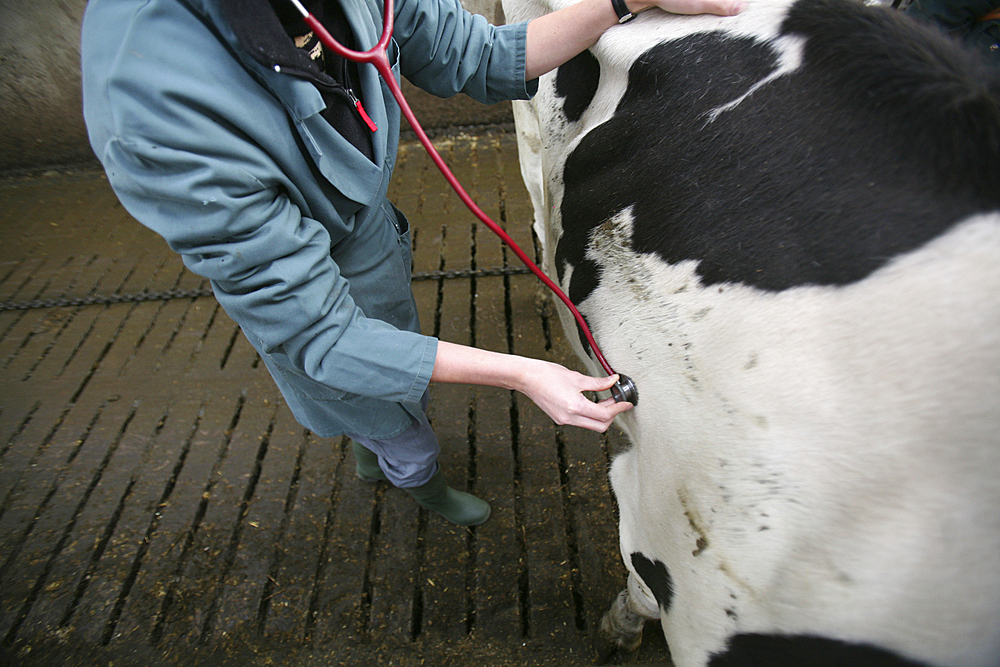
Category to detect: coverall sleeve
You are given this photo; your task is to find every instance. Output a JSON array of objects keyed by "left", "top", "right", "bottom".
[{"left": 392, "top": 0, "right": 539, "bottom": 103}]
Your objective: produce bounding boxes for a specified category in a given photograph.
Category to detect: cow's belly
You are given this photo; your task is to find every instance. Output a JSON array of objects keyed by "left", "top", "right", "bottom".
[{"left": 593, "top": 211, "right": 1000, "bottom": 667}]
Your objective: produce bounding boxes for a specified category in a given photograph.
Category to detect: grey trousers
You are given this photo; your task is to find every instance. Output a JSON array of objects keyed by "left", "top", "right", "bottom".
[{"left": 347, "top": 392, "right": 439, "bottom": 488}]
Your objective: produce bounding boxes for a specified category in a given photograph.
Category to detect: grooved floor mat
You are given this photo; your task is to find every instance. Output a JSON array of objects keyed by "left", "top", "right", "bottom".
[{"left": 0, "top": 132, "right": 670, "bottom": 667}]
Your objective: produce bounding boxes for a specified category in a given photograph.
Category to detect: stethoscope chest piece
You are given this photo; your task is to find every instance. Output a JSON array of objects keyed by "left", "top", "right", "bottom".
[{"left": 611, "top": 374, "right": 639, "bottom": 406}]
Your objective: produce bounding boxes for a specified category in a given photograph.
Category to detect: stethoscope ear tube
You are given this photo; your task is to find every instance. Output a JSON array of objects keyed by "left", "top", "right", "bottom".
[{"left": 289, "top": 0, "right": 638, "bottom": 405}]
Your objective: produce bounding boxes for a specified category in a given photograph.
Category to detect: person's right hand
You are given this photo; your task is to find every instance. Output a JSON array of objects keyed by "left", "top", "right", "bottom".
[{"left": 515, "top": 359, "right": 633, "bottom": 432}]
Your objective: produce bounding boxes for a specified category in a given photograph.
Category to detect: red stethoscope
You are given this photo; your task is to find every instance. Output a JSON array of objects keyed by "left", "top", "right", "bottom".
[{"left": 288, "top": 0, "right": 638, "bottom": 405}]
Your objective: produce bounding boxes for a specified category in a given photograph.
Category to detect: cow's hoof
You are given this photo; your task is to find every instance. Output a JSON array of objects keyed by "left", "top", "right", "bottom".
[
  {"left": 595, "top": 628, "right": 643, "bottom": 663},
  {"left": 596, "top": 594, "right": 644, "bottom": 663}
]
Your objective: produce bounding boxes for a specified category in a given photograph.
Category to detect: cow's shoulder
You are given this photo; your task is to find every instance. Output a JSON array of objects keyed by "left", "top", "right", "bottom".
[{"left": 552, "top": 0, "right": 1000, "bottom": 306}]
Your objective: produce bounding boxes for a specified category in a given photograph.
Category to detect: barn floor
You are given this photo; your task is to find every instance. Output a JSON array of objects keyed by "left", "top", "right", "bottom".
[{"left": 0, "top": 131, "right": 672, "bottom": 667}]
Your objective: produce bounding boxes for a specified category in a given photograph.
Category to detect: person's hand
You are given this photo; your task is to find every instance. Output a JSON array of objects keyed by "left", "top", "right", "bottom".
[
  {"left": 634, "top": 0, "right": 746, "bottom": 17},
  {"left": 516, "top": 360, "right": 633, "bottom": 433},
  {"left": 525, "top": 0, "right": 745, "bottom": 80}
]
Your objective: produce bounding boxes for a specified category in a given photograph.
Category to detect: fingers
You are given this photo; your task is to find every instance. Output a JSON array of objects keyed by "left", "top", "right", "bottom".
[
  {"left": 520, "top": 363, "right": 634, "bottom": 433},
  {"left": 570, "top": 398, "right": 633, "bottom": 432},
  {"left": 717, "top": 0, "right": 746, "bottom": 16},
  {"left": 656, "top": 0, "right": 746, "bottom": 17},
  {"left": 565, "top": 376, "right": 634, "bottom": 432},
  {"left": 589, "top": 373, "right": 622, "bottom": 392}
]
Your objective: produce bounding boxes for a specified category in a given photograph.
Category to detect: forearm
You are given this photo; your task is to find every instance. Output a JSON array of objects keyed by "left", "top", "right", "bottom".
[
  {"left": 431, "top": 340, "right": 531, "bottom": 392},
  {"left": 524, "top": 0, "right": 625, "bottom": 81}
]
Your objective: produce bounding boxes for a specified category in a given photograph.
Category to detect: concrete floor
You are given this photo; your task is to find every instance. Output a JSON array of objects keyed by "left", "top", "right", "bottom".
[{"left": 0, "top": 131, "right": 671, "bottom": 666}]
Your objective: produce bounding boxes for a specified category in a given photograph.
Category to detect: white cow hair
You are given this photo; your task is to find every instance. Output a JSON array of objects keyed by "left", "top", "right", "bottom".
[{"left": 602, "top": 210, "right": 1000, "bottom": 667}]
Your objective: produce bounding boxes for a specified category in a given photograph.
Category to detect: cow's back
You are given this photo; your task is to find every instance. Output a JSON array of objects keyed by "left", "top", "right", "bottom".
[{"left": 506, "top": 0, "right": 1000, "bottom": 665}]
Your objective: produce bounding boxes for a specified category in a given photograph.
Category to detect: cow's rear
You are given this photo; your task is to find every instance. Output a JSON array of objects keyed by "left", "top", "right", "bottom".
[{"left": 503, "top": 0, "right": 1000, "bottom": 665}]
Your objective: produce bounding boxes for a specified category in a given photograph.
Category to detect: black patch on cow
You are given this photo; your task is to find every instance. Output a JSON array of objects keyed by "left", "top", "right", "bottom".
[
  {"left": 708, "top": 633, "right": 933, "bottom": 667},
  {"left": 630, "top": 553, "right": 673, "bottom": 612},
  {"left": 557, "top": 0, "right": 1000, "bottom": 306},
  {"left": 555, "top": 49, "right": 601, "bottom": 123}
]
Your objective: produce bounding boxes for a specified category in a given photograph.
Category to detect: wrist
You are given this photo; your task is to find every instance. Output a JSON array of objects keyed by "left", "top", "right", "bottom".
[
  {"left": 611, "top": 0, "right": 638, "bottom": 23},
  {"left": 611, "top": 0, "right": 654, "bottom": 24},
  {"left": 505, "top": 355, "right": 534, "bottom": 395}
]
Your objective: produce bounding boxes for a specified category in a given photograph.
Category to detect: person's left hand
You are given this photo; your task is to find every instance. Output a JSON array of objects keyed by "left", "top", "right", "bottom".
[{"left": 633, "top": 0, "right": 746, "bottom": 17}]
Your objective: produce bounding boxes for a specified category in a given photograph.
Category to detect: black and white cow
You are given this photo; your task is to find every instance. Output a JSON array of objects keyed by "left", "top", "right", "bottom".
[{"left": 502, "top": 0, "right": 1000, "bottom": 664}]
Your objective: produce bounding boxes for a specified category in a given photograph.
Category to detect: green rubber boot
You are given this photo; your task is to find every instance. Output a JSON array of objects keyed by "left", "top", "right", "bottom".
[
  {"left": 404, "top": 469, "right": 491, "bottom": 527},
  {"left": 351, "top": 441, "right": 388, "bottom": 483}
]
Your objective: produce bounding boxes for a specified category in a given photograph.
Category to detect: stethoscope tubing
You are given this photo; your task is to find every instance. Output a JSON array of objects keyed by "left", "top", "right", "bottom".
[{"left": 288, "top": 0, "right": 620, "bottom": 380}]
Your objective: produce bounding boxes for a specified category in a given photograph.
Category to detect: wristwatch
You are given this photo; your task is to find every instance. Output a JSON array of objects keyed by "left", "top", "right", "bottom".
[{"left": 611, "top": 0, "right": 636, "bottom": 23}]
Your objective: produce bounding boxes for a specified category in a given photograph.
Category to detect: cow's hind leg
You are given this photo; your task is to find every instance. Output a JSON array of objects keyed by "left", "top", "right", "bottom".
[{"left": 599, "top": 588, "right": 647, "bottom": 655}]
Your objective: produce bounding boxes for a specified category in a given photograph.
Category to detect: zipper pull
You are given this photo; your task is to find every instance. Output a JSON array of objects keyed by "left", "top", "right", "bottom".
[{"left": 349, "top": 89, "right": 378, "bottom": 133}]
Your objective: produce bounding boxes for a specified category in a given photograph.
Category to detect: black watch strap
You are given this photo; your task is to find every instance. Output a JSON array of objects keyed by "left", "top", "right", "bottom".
[{"left": 611, "top": 0, "right": 636, "bottom": 23}]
